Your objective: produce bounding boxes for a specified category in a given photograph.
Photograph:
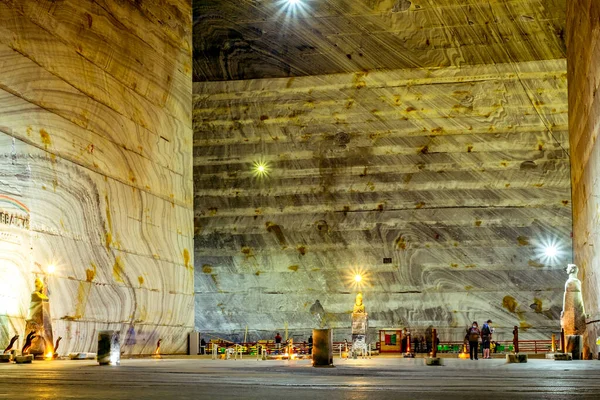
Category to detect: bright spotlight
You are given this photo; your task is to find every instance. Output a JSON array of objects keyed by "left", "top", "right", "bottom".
[
  {"left": 346, "top": 268, "right": 370, "bottom": 289},
  {"left": 545, "top": 245, "right": 558, "bottom": 258},
  {"left": 47, "top": 264, "right": 56, "bottom": 274},
  {"left": 252, "top": 160, "right": 270, "bottom": 178},
  {"left": 276, "top": 0, "right": 309, "bottom": 18},
  {"left": 534, "top": 237, "right": 564, "bottom": 265}
]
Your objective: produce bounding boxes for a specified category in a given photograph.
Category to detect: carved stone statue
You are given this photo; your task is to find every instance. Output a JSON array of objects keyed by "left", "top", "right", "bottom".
[
  {"left": 353, "top": 292, "right": 365, "bottom": 314},
  {"left": 24, "top": 277, "right": 54, "bottom": 357},
  {"left": 310, "top": 299, "right": 327, "bottom": 328},
  {"left": 561, "top": 264, "right": 586, "bottom": 336},
  {"left": 351, "top": 292, "right": 368, "bottom": 353}
]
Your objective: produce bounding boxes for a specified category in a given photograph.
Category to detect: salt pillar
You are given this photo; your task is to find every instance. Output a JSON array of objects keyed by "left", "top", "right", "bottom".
[{"left": 561, "top": 264, "right": 586, "bottom": 360}]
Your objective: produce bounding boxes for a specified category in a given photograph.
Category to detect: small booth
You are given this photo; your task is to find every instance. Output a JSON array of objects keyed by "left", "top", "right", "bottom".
[{"left": 378, "top": 329, "right": 403, "bottom": 353}]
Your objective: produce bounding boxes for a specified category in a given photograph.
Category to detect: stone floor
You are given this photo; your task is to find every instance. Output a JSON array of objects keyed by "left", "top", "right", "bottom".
[{"left": 1, "top": 356, "right": 600, "bottom": 399}]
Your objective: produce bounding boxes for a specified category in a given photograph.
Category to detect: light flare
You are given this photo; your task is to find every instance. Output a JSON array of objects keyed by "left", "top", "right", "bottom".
[
  {"left": 275, "top": 0, "right": 310, "bottom": 20},
  {"left": 345, "top": 267, "right": 371, "bottom": 289},
  {"left": 252, "top": 160, "right": 270, "bottom": 178},
  {"left": 534, "top": 237, "right": 567, "bottom": 265}
]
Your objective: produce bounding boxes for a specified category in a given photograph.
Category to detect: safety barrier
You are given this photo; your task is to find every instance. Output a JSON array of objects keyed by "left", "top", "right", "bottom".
[
  {"left": 208, "top": 338, "right": 554, "bottom": 359},
  {"left": 436, "top": 339, "right": 553, "bottom": 354}
]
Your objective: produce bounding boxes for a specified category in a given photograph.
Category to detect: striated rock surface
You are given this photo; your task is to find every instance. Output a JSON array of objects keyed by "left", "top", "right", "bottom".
[
  {"left": 193, "top": 0, "right": 566, "bottom": 81},
  {"left": 567, "top": 0, "right": 600, "bottom": 356},
  {"left": 193, "top": 59, "right": 572, "bottom": 341},
  {"left": 0, "top": 0, "right": 193, "bottom": 354}
]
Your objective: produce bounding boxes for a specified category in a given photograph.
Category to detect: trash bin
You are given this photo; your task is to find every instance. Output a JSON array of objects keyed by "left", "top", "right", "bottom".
[{"left": 312, "top": 329, "right": 333, "bottom": 367}]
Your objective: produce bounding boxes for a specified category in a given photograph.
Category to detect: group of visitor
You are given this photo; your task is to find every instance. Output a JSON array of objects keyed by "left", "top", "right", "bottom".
[
  {"left": 465, "top": 319, "right": 494, "bottom": 360},
  {"left": 406, "top": 327, "right": 439, "bottom": 353}
]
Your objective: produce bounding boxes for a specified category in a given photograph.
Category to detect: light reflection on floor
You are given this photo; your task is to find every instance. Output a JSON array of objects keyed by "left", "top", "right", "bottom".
[{"left": 1, "top": 357, "right": 600, "bottom": 399}]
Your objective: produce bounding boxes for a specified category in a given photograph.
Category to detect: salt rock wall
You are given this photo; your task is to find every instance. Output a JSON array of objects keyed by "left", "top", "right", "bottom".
[
  {"left": 567, "top": 0, "right": 600, "bottom": 355},
  {"left": 0, "top": 0, "right": 193, "bottom": 354},
  {"left": 193, "top": 0, "right": 566, "bottom": 81},
  {"left": 194, "top": 59, "right": 572, "bottom": 342}
]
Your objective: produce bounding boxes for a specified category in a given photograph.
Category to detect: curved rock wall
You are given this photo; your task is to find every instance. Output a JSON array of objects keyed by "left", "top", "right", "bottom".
[
  {"left": 0, "top": 0, "right": 193, "bottom": 354},
  {"left": 567, "top": 0, "right": 600, "bottom": 356}
]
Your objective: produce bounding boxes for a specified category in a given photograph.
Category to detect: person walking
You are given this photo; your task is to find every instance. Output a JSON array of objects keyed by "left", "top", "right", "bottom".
[
  {"left": 481, "top": 320, "right": 493, "bottom": 359},
  {"left": 467, "top": 322, "right": 481, "bottom": 360}
]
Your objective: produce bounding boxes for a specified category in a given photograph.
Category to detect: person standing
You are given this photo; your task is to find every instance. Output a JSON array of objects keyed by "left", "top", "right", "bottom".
[
  {"left": 308, "top": 335, "right": 313, "bottom": 354},
  {"left": 425, "top": 325, "right": 433, "bottom": 355},
  {"left": 275, "top": 332, "right": 282, "bottom": 353},
  {"left": 401, "top": 327, "right": 410, "bottom": 353},
  {"left": 467, "top": 322, "right": 481, "bottom": 360},
  {"left": 481, "top": 320, "right": 493, "bottom": 359}
]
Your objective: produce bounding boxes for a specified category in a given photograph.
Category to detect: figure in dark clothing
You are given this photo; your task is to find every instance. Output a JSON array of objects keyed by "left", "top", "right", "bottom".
[
  {"left": 413, "top": 335, "right": 420, "bottom": 353},
  {"left": 481, "top": 320, "right": 493, "bottom": 359},
  {"left": 467, "top": 322, "right": 481, "bottom": 360},
  {"left": 308, "top": 335, "right": 313, "bottom": 354},
  {"left": 425, "top": 325, "right": 433, "bottom": 355},
  {"left": 274, "top": 332, "right": 283, "bottom": 354}
]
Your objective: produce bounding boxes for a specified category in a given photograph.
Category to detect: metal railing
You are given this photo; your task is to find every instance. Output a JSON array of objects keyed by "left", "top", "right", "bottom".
[
  {"left": 207, "top": 338, "right": 555, "bottom": 359},
  {"left": 435, "top": 339, "right": 553, "bottom": 354}
]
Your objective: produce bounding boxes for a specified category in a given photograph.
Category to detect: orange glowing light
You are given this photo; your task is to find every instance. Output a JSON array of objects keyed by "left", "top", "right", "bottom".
[
  {"left": 345, "top": 268, "right": 371, "bottom": 289},
  {"left": 45, "top": 352, "right": 53, "bottom": 359}
]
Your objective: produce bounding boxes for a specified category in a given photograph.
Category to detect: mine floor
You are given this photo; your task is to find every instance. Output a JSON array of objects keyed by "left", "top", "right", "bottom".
[{"left": 1, "top": 356, "right": 600, "bottom": 399}]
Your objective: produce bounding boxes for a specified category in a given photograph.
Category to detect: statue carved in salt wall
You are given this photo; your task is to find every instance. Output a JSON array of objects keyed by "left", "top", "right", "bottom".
[
  {"left": 561, "top": 264, "right": 587, "bottom": 336},
  {"left": 24, "top": 277, "right": 54, "bottom": 357}
]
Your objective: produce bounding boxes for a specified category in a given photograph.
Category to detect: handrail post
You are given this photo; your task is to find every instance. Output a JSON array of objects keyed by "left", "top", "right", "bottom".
[
  {"left": 512, "top": 326, "right": 519, "bottom": 354},
  {"left": 561, "top": 328, "right": 566, "bottom": 353}
]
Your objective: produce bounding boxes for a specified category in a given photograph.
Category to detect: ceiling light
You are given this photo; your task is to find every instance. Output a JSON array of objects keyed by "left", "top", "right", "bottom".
[{"left": 545, "top": 245, "right": 558, "bottom": 258}]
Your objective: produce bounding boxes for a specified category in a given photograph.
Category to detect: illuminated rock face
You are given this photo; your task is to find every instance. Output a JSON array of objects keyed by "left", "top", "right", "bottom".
[
  {"left": 0, "top": 0, "right": 193, "bottom": 354},
  {"left": 193, "top": 59, "right": 572, "bottom": 342},
  {"left": 567, "top": 0, "right": 600, "bottom": 355},
  {"left": 193, "top": 0, "right": 566, "bottom": 81},
  {"left": 192, "top": 0, "right": 572, "bottom": 342}
]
